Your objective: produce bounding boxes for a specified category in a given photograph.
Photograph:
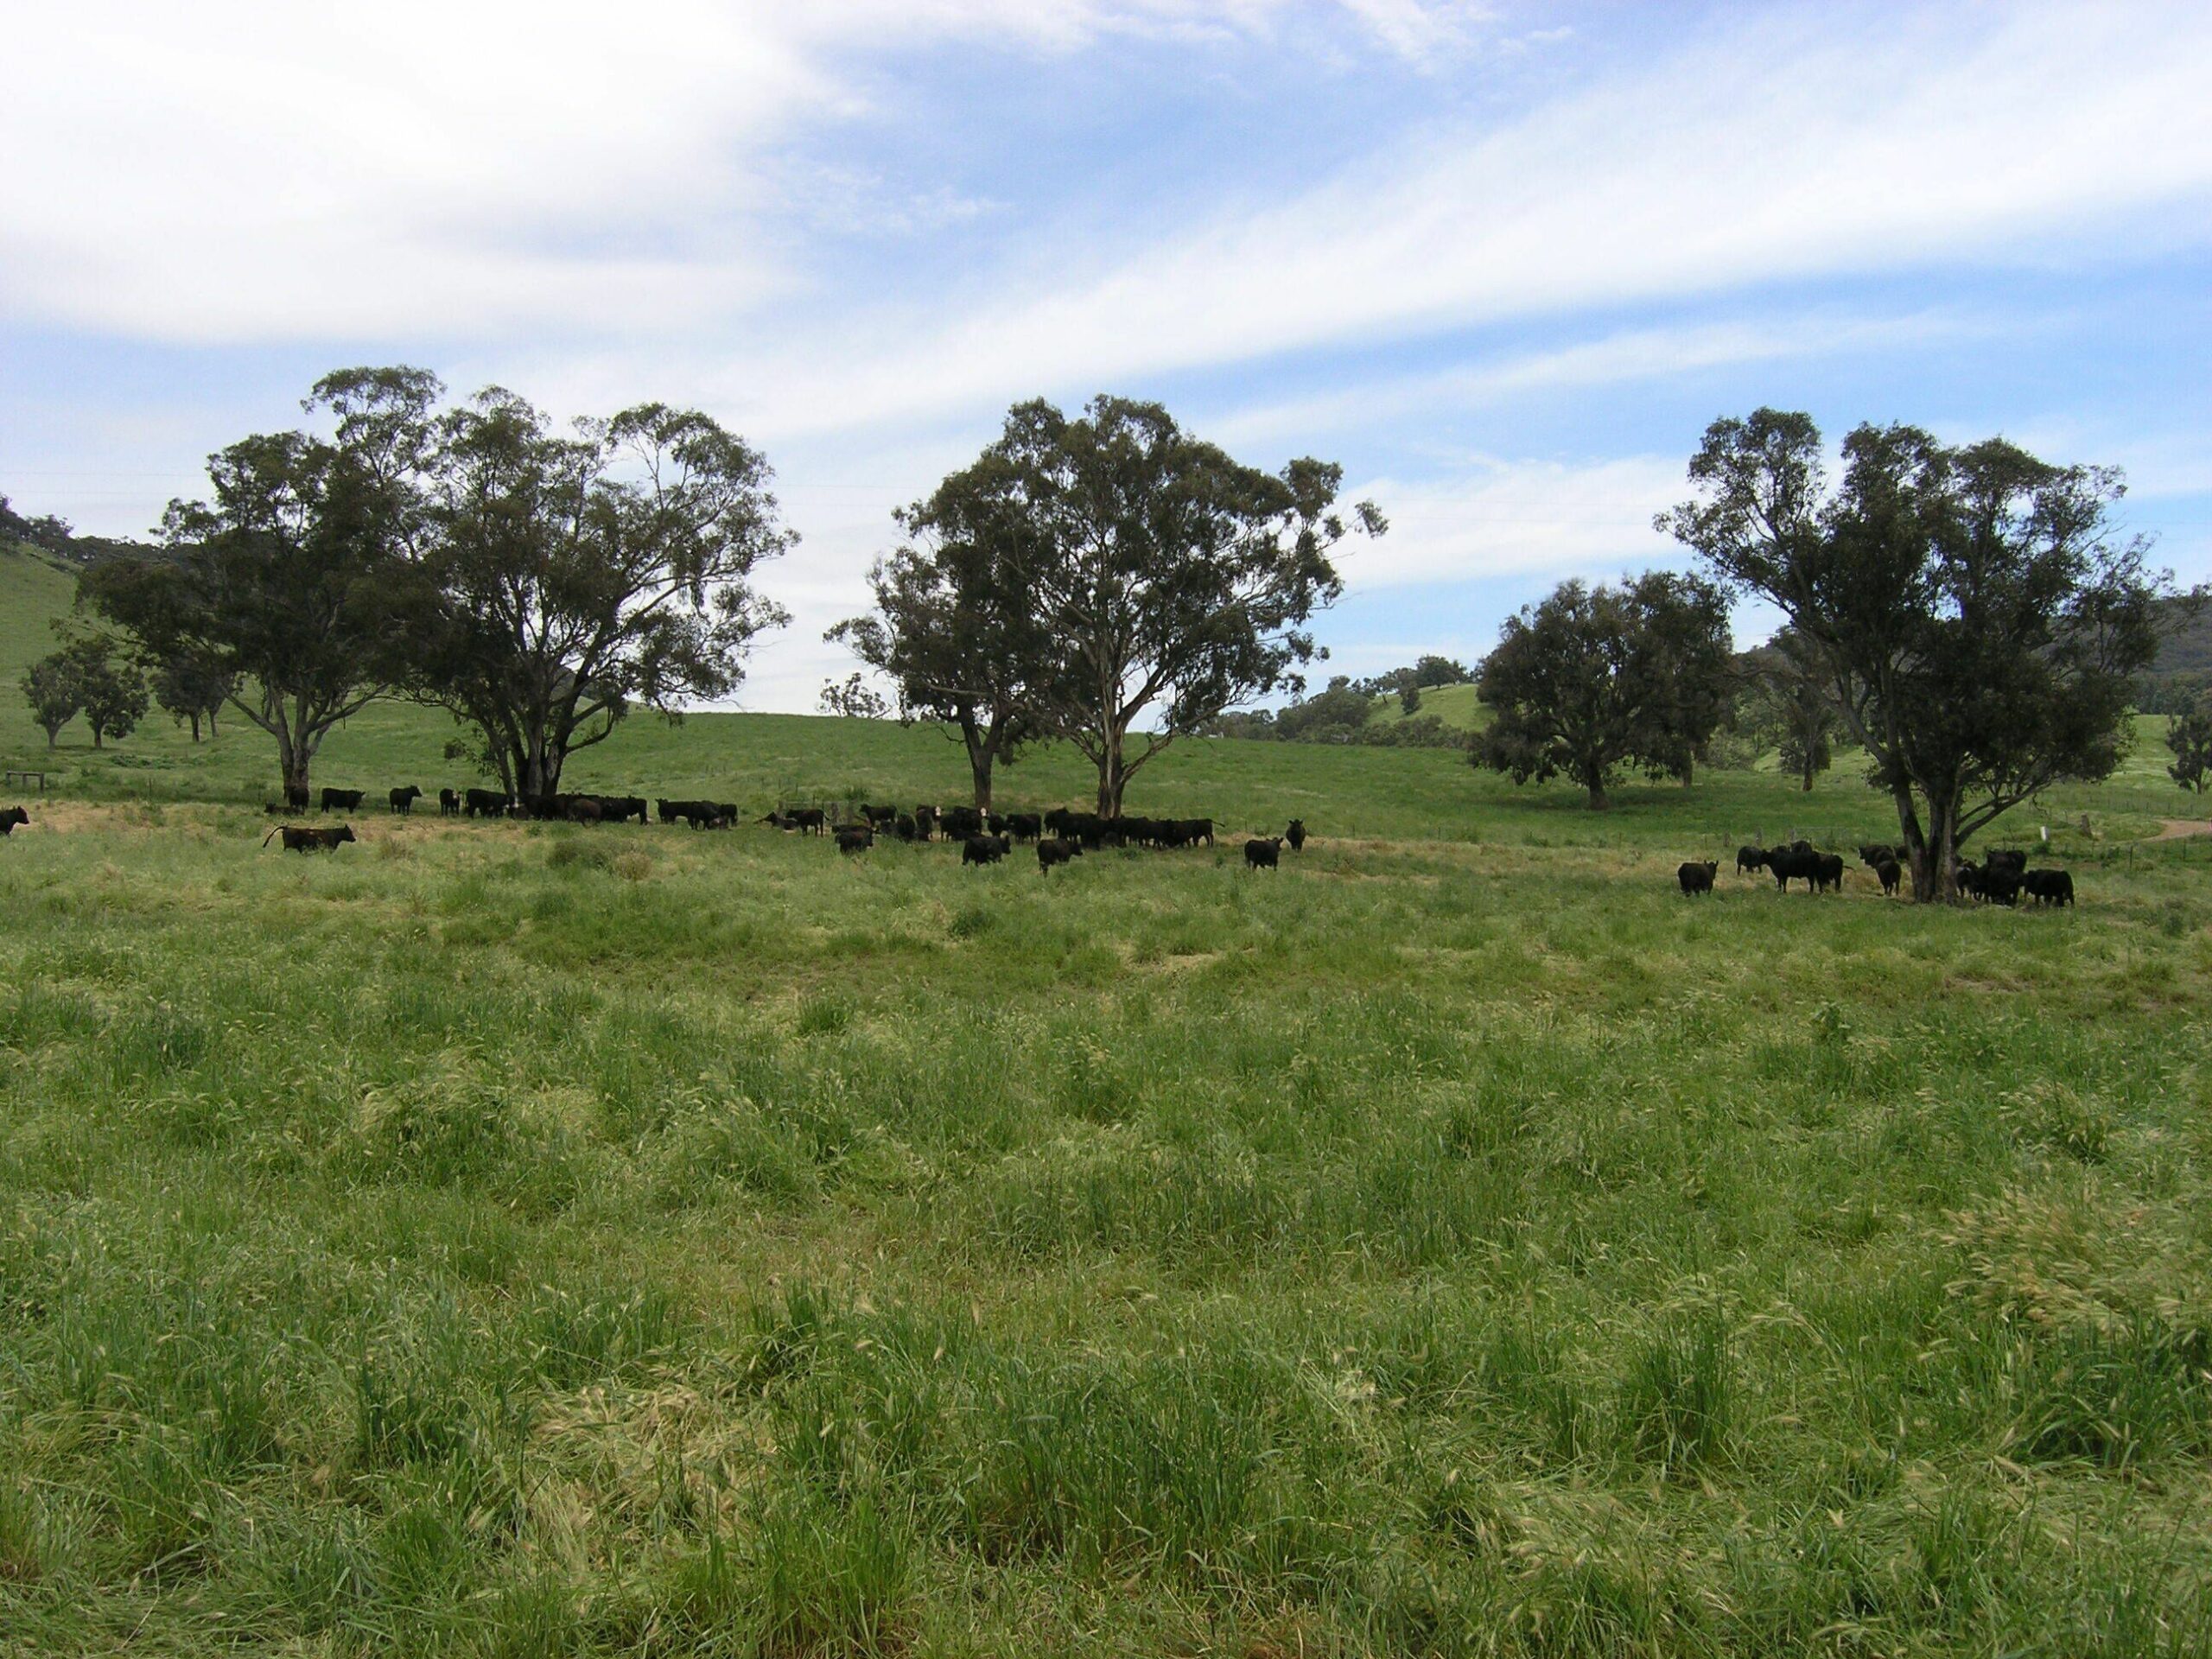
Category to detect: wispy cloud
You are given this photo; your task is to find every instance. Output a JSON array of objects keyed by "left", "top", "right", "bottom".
[
  {"left": 1339, "top": 453, "right": 1685, "bottom": 590},
  {"left": 725, "top": 1, "right": 2212, "bottom": 439}
]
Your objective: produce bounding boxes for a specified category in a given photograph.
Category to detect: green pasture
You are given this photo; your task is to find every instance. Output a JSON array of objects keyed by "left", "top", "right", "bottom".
[{"left": 5, "top": 541, "right": 2212, "bottom": 1655}]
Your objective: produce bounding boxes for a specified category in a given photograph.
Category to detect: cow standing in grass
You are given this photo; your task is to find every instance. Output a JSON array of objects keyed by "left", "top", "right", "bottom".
[
  {"left": 389, "top": 785, "right": 422, "bottom": 814},
  {"left": 1244, "top": 836, "right": 1282, "bottom": 869},
  {"left": 1678, "top": 860, "right": 1717, "bottom": 894},
  {"left": 0, "top": 807, "right": 28, "bottom": 836},
  {"left": 264, "top": 824, "right": 356, "bottom": 853},
  {"left": 1286, "top": 819, "right": 1306, "bottom": 852}
]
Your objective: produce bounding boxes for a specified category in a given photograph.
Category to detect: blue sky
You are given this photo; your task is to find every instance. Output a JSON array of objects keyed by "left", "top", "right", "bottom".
[{"left": 4, "top": 0, "right": 2209, "bottom": 709}]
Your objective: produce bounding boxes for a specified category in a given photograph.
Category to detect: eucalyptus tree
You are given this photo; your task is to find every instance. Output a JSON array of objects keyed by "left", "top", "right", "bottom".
[
  {"left": 829, "top": 452, "right": 1051, "bottom": 811},
  {"left": 1472, "top": 571, "right": 1733, "bottom": 808},
  {"left": 1662, "top": 410, "right": 2174, "bottom": 899},
  {"left": 81, "top": 370, "right": 433, "bottom": 796},
  {"left": 416, "top": 391, "right": 793, "bottom": 802},
  {"left": 968, "top": 396, "right": 1381, "bottom": 818}
]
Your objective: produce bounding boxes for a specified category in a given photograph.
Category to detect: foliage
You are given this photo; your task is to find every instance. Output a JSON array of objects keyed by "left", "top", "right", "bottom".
[
  {"left": 957, "top": 395, "right": 1382, "bottom": 817},
  {"left": 152, "top": 652, "right": 237, "bottom": 742},
  {"left": 829, "top": 449, "right": 1052, "bottom": 808},
  {"left": 1738, "top": 628, "right": 1839, "bottom": 791},
  {"left": 80, "top": 385, "right": 427, "bottom": 792},
  {"left": 2167, "top": 700, "right": 2212, "bottom": 793},
  {"left": 409, "top": 373, "right": 793, "bottom": 801},
  {"left": 819, "top": 673, "right": 890, "bottom": 721},
  {"left": 70, "top": 632, "right": 149, "bottom": 748},
  {"left": 1272, "top": 675, "right": 1376, "bottom": 743},
  {"left": 1473, "top": 572, "right": 1734, "bottom": 808},
  {"left": 1662, "top": 409, "right": 2179, "bottom": 899},
  {"left": 19, "top": 650, "right": 80, "bottom": 747}
]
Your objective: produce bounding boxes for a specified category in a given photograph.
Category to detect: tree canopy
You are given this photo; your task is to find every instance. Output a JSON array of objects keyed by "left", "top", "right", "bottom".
[
  {"left": 1661, "top": 408, "right": 2178, "bottom": 898},
  {"left": 954, "top": 396, "right": 1382, "bottom": 817},
  {"left": 1473, "top": 572, "right": 1733, "bottom": 808},
  {"left": 81, "top": 410, "right": 423, "bottom": 793},
  {"left": 829, "top": 452, "right": 1050, "bottom": 810},
  {"left": 412, "top": 382, "right": 792, "bottom": 802},
  {"left": 2168, "top": 700, "right": 2212, "bottom": 794}
]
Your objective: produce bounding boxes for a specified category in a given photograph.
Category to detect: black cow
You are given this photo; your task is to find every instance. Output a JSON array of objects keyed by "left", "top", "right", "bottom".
[
  {"left": 1003, "top": 812, "right": 1042, "bottom": 842},
  {"left": 1984, "top": 849, "right": 2028, "bottom": 875},
  {"left": 593, "top": 796, "right": 648, "bottom": 825},
  {"left": 1042, "top": 807, "right": 1072, "bottom": 838},
  {"left": 894, "top": 813, "right": 919, "bottom": 842},
  {"left": 1180, "top": 817, "right": 1215, "bottom": 849},
  {"left": 835, "top": 824, "right": 874, "bottom": 855},
  {"left": 1764, "top": 845, "right": 1818, "bottom": 891},
  {"left": 861, "top": 804, "right": 899, "bottom": 828},
  {"left": 284, "top": 783, "right": 310, "bottom": 812},
  {"left": 1812, "top": 853, "right": 1845, "bottom": 894},
  {"left": 1858, "top": 842, "right": 1905, "bottom": 868},
  {"left": 941, "top": 806, "right": 984, "bottom": 842},
  {"left": 1677, "top": 859, "right": 1717, "bottom": 895},
  {"left": 0, "top": 806, "right": 28, "bottom": 836},
  {"left": 1037, "top": 836, "right": 1080, "bottom": 874},
  {"left": 264, "top": 823, "right": 356, "bottom": 853},
  {"left": 465, "top": 788, "right": 509, "bottom": 819},
  {"left": 1737, "top": 845, "right": 1766, "bottom": 875},
  {"left": 2024, "top": 868, "right": 2075, "bottom": 907},
  {"left": 962, "top": 834, "right": 1010, "bottom": 867},
  {"left": 389, "top": 785, "right": 422, "bottom": 814},
  {"left": 1244, "top": 836, "right": 1282, "bottom": 870},
  {"left": 1067, "top": 813, "right": 1108, "bottom": 849},
  {"left": 914, "top": 805, "right": 939, "bottom": 841},
  {"left": 1874, "top": 857, "right": 1902, "bottom": 898},
  {"left": 1969, "top": 866, "right": 2023, "bottom": 906},
  {"left": 438, "top": 788, "right": 461, "bottom": 817},
  {"left": 1286, "top": 819, "right": 1306, "bottom": 853},
  {"left": 321, "top": 787, "right": 365, "bottom": 813},
  {"left": 787, "top": 808, "right": 827, "bottom": 836}
]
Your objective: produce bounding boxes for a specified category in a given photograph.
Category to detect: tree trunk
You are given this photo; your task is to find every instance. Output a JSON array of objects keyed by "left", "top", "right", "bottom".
[
  {"left": 188, "top": 712, "right": 202, "bottom": 743},
  {"left": 1096, "top": 727, "right": 1128, "bottom": 819},
  {"left": 1586, "top": 781, "right": 1609, "bottom": 810},
  {"left": 207, "top": 705, "right": 219, "bottom": 739},
  {"left": 91, "top": 726, "right": 103, "bottom": 750},
  {"left": 44, "top": 728, "right": 57, "bottom": 749},
  {"left": 967, "top": 741, "right": 995, "bottom": 812}
]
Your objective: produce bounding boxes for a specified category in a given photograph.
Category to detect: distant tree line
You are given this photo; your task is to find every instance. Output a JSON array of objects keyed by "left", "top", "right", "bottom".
[{"left": 1196, "top": 656, "right": 1470, "bottom": 746}]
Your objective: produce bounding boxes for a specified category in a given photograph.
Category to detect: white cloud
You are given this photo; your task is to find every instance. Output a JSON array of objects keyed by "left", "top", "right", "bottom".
[
  {"left": 725, "top": 0, "right": 2212, "bottom": 438},
  {"left": 1210, "top": 308, "right": 1997, "bottom": 445},
  {"left": 1338, "top": 453, "right": 1686, "bottom": 590},
  {"left": 0, "top": 0, "right": 1492, "bottom": 341}
]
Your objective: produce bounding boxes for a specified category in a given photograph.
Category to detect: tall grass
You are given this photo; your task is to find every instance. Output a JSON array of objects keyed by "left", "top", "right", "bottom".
[{"left": 2, "top": 784, "right": 2209, "bottom": 1653}]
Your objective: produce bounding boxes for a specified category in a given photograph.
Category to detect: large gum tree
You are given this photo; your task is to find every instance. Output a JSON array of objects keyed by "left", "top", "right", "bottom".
[
  {"left": 1662, "top": 409, "right": 2177, "bottom": 900},
  {"left": 969, "top": 396, "right": 1382, "bottom": 819}
]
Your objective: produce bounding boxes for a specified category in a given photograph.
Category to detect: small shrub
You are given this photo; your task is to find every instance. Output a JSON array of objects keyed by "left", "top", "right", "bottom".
[{"left": 546, "top": 837, "right": 612, "bottom": 872}]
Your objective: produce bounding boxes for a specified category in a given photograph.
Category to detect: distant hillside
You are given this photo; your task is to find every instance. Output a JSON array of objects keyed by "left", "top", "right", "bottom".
[
  {"left": 2151, "top": 594, "right": 2212, "bottom": 677},
  {"left": 1367, "top": 681, "right": 1488, "bottom": 733},
  {"left": 0, "top": 540, "right": 82, "bottom": 685}
]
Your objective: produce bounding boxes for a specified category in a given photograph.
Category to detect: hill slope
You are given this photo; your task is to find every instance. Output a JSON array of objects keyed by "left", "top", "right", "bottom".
[
  {"left": 1366, "top": 680, "right": 1487, "bottom": 732},
  {"left": 0, "top": 540, "right": 80, "bottom": 691}
]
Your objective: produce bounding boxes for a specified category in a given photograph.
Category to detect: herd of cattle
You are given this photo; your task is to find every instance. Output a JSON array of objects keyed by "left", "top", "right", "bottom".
[
  {"left": 9, "top": 783, "right": 2089, "bottom": 907},
  {"left": 1678, "top": 840, "right": 2076, "bottom": 906},
  {"left": 257, "top": 783, "right": 1316, "bottom": 875}
]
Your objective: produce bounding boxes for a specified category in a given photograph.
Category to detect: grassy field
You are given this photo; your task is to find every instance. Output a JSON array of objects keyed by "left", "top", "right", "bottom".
[
  {"left": 1368, "top": 682, "right": 1487, "bottom": 732},
  {"left": 7, "top": 548, "right": 2212, "bottom": 1655}
]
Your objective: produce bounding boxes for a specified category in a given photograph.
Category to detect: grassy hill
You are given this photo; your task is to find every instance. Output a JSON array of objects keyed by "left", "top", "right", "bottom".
[
  {"left": 1366, "top": 679, "right": 1489, "bottom": 732},
  {"left": 0, "top": 540, "right": 81, "bottom": 692}
]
